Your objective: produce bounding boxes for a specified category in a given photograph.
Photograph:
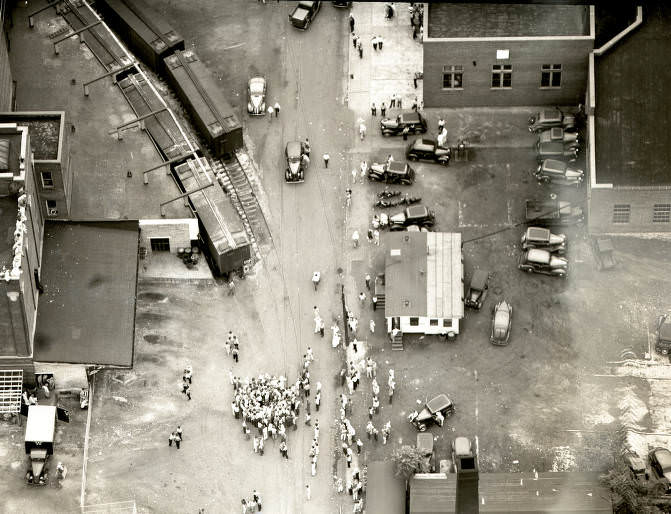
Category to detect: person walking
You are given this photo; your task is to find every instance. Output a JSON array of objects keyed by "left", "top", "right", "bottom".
[
  {"left": 183, "top": 366, "right": 192, "bottom": 384},
  {"left": 357, "top": 40, "right": 363, "bottom": 59},
  {"left": 267, "top": 105, "right": 274, "bottom": 118},
  {"left": 390, "top": 93, "right": 396, "bottom": 109},
  {"left": 358, "top": 292, "right": 366, "bottom": 304},
  {"left": 323, "top": 153, "right": 330, "bottom": 168},
  {"left": 412, "top": 97, "right": 418, "bottom": 111},
  {"left": 402, "top": 126, "right": 410, "bottom": 141},
  {"left": 359, "top": 122, "right": 366, "bottom": 140},
  {"left": 365, "top": 273, "right": 371, "bottom": 290},
  {"left": 306, "top": 484, "right": 311, "bottom": 501},
  {"left": 280, "top": 440, "right": 288, "bottom": 459},
  {"left": 360, "top": 161, "right": 367, "bottom": 182},
  {"left": 374, "top": 229, "right": 380, "bottom": 246},
  {"left": 176, "top": 425, "right": 183, "bottom": 441},
  {"left": 352, "top": 33, "right": 359, "bottom": 49},
  {"left": 319, "top": 318, "right": 325, "bottom": 337},
  {"left": 174, "top": 432, "right": 182, "bottom": 449},
  {"left": 349, "top": 13, "right": 355, "bottom": 33},
  {"left": 302, "top": 153, "right": 310, "bottom": 168},
  {"left": 304, "top": 137, "right": 311, "bottom": 157},
  {"left": 232, "top": 347, "right": 239, "bottom": 363},
  {"left": 369, "top": 319, "right": 375, "bottom": 333},
  {"left": 225, "top": 339, "right": 231, "bottom": 356},
  {"left": 372, "top": 35, "right": 378, "bottom": 51},
  {"left": 312, "top": 271, "right": 320, "bottom": 291},
  {"left": 242, "top": 499, "right": 248, "bottom": 514},
  {"left": 183, "top": 383, "right": 191, "bottom": 400},
  {"left": 352, "top": 230, "right": 360, "bottom": 248},
  {"left": 274, "top": 102, "right": 280, "bottom": 117},
  {"left": 315, "top": 391, "right": 321, "bottom": 411},
  {"left": 378, "top": 35, "right": 384, "bottom": 50},
  {"left": 371, "top": 102, "right": 376, "bottom": 116},
  {"left": 380, "top": 102, "right": 386, "bottom": 117},
  {"left": 168, "top": 431, "right": 176, "bottom": 447},
  {"left": 397, "top": 95, "right": 403, "bottom": 109},
  {"left": 253, "top": 490, "right": 262, "bottom": 511},
  {"left": 228, "top": 279, "right": 236, "bottom": 296}
]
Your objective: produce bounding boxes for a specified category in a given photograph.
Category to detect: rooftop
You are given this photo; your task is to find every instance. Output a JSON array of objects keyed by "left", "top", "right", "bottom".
[
  {"left": 409, "top": 472, "right": 612, "bottom": 513},
  {"left": 384, "top": 232, "right": 463, "bottom": 319},
  {"left": 427, "top": 3, "right": 590, "bottom": 39},
  {"left": 34, "top": 220, "right": 139, "bottom": 366},
  {"left": 0, "top": 113, "right": 64, "bottom": 161},
  {"left": 594, "top": 2, "right": 671, "bottom": 186}
]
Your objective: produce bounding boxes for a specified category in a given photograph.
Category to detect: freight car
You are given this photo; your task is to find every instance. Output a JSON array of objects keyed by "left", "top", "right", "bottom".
[
  {"left": 95, "top": 0, "right": 184, "bottom": 74},
  {"left": 163, "top": 50, "right": 243, "bottom": 159},
  {"left": 174, "top": 159, "right": 251, "bottom": 277}
]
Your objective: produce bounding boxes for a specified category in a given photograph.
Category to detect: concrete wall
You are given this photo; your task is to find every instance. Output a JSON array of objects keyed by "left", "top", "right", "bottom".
[
  {"left": 139, "top": 219, "right": 195, "bottom": 255},
  {"left": 588, "top": 186, "right": 671, "bottom": 234},
  {"left": 386, "top": 315, "right": 461, "bottom": 336},
  {"left": 423, "top": 38, "right": 592, "bottom": 107}
]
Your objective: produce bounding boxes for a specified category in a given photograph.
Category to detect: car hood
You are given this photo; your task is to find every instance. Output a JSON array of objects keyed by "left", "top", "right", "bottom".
[
  {"left": 549, "top": 255, "right": 568, "bottom": 267},
  {"left": 548, "top": 233, "right": 566, "bottom": 245},
  {"left": 250, "top": 94, "right": 264, "bottom": 107},
  {"left": 389, "top": 212, "right": 407, "bottom": 224},
  {"left": 370, "top": 162, "right": 385, "bottom": 173},
  {"left": 564, "top": 168, "right": 584, "bottom": 179},
  {"left": 288, "top": 160, "right": 301, "bottom": 174},
  {"left": 380, "top": 118, "right": 397, "bottom": 127}
]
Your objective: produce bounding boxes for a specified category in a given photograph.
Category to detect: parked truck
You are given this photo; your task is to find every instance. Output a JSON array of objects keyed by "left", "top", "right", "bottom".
[
  {"left": 525, "top": 199, "right": 584, "bottom": 227},
  {"left": 289, "top": 1, "right": 321, "bottom": 30},
  {"left": 25, "top": 405, "right": 57, "bottom": 485}
]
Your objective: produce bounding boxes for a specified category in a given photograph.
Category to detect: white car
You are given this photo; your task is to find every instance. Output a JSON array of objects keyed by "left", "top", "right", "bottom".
[
  {"left": 247, "top": 76, "right": 266, "bottom": 115},
  {"left": 490, "top": 300, "right": 512, "bottom": 345}
]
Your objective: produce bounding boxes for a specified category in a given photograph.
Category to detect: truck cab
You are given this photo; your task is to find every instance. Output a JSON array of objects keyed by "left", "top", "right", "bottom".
[{"left": 289, "top": 1, "right": 321, "bottom": 30}]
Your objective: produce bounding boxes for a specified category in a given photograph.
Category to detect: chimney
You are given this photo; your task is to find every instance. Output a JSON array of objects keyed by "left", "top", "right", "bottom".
[{"left": 455, "top": 441, "right": 479, "bottom": 514}]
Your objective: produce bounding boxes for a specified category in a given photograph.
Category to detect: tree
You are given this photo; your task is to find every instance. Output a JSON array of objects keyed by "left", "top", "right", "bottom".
[{"left": 392, "top": 445, "right": 429, "bottom": 479}]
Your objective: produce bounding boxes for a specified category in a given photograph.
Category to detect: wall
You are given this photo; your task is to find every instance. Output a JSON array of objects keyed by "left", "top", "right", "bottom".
[
  {"left": 423, "top": 38, "right": 593, "bottom": 107},
  {"left": 387, "top": 315, "right": 461, "bottom": 336},
  {"left": 0, "top": 27, "right": 13, "bottom": 110},
  {"left": 588, "top": 186, "right": 671, "bottom": 234},
  {"left": 139, "top": 219, "right": 195, "bottom": 255}
]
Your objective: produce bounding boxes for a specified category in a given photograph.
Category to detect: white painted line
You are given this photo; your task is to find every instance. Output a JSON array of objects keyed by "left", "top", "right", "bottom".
[
  {"left": 80, "top": 375, "right": 95, "bottom": 508},
  {"left": 222, "top": 42, "right": 245, "bottom": 51}
]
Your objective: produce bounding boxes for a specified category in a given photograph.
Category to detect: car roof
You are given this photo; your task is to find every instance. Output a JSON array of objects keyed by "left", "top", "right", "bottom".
[
  {"left": 406, "top": 205, "right": 428, "bottom": 217},
  {"left": 470, "top": 269, "right": 489, "bottom": 289},
  {"left": 249, "top": 76, "right": 265, "bottom": 85},
  {"left": 654, "top": 448, "right": 671, "bottom": 471},
  {"left": 427, "top": 393, "right": 452, "bottom": 412},
  {"left": 527, "top": 248, "right": 551, "bottom": 264},
  {"left": 539, "top": 110, "right": 562, "bottom": 122},
  {"left": 526, "top": 227, "right": 550, "bottom": 241},
  {"left": 401, "top": 112, "right": 421, "bottom": 122},
  {"left": 387, "top": 161, "right": 407, "bottom": 173},
  {"left": 454, "top": 436, "right": 471, "bottom": 456},
  {"left": 541, "top": 160, "right": 568, "bottom": 174},
  {"left": 286, "top": 141, "right": 302, "bottom": 155},
  {"left": 539, "top": 142, "right": 568, "bottom": 152}
]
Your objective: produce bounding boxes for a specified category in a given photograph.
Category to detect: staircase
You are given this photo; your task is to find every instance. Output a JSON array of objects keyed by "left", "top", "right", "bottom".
[
  {"left": 375, "top": 292, "right": 385, "bottom": 311},
  {"left": 391, "top": 329, "right": 404, "bottom": 351}
]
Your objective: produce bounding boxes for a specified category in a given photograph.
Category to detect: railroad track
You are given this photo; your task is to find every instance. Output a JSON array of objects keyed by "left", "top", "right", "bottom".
[{"left": 212, "top": 154, "right": 268, "bottom": 263}]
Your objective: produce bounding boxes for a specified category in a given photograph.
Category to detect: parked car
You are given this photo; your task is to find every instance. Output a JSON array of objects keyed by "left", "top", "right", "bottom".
[
  {"left": 380, "top": 112, "right": 428, "bottom": 136},
  {"left": 247, "top": 76, "right": 266, "bottom": 115},
  {"left": 538, "top": 127, "right": 579, "bottom": 145},
  {"left": 623, "top": 451, "right": 649, "bottom": 483},
  {"left": 285, "top": 141, "right": 307, "bottom": 183},
  {"left": 490, "top": 300, "right": 512, "bottom": 345},
  {"left": 655, "top": 314, "right": 671, "bottom": 355},
  {"left": 528, "top": 108, "right": 577, "bottom": 133},
  {"left": 533, "top": 159, "right": 584, "bottom": 186},
  {"left": 408, "top": 394, "right": 455, "bottom": 432},
  {"left": 518, "top": 249, "right": 568, "bottom": 277},
  {"left": 465, "top": 269, "right": 489, "bottom": 309},
  {"left": 521, "top": 227, "right": 566, "bottom": 254},
  {"left": 536, "top": 141, "right": 579, "bottom": 163},
  {"left": 289, "top": 1, "right": 321, "bottom": 30},
  {"left": 525, "top": 199, "right": 584, "bottom": 227},
  {"left": 650, "top": 447, "right": 671, "bottom": 492},
  {"left": 452, "top": 436, "right": 475, "bottom": 472},
  {"left": 406, "top": 138, "right": 451, "bottom": 166},
  {"left": 388, "top": 205, "right": 435, "bottom": 231},
  {"left": 368, "top": 160, "right": 415, "bottom": 185},
  {"left": 417, "top": 433, "right": 435, "bottom": 472},
  {"left": 593, "top": 237, "right": 617, "bottom": 271}
]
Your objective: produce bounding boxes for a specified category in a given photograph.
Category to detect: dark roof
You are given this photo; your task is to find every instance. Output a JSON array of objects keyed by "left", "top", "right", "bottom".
[
  {"left": 427, "top": 3, "right": 590, "bottom": 39},
  {"left": 595, "top": 4, "right": 639, "bottom": 48},
  {"left": 410, "top": 472, "right": 612, "bottom": 513},
  {"left": 366, "top": 461, "right": 406, "bottom": 514},
  {"left": 34, "top": 221, "right": 139, "bottom": 366},
  {"left": 595, "top": 2, "right": 671, "bottom": 186},
  {"left": 0, "top": 196, "right": 18, "bottom": 269}
]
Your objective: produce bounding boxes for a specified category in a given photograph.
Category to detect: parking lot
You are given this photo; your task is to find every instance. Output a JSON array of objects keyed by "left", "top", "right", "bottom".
[{"left": 343, "top": 105, "right": 671, "bottom": 477}]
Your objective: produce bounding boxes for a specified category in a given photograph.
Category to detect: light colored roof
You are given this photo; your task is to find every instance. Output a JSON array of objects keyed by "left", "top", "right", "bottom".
[
  {"left": 384, "top": 232, "right": 463, "bottom": 319},
  {"left": 25, "top": 406, "right": 56, "bottom": 443}
]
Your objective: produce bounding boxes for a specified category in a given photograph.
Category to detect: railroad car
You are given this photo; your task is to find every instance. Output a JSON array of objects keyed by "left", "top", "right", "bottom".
[
  {"left": 163, "top": 50, "right": 243, "bottom": 159},
  {"left": 173, "top": 159, "right": 251, "bottom": 276},
  {"left": 95, "top": 0, "right": 184, "bottom": 74}
]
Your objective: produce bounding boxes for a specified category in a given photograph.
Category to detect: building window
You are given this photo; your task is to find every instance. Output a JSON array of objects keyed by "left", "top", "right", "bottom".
[
  {"left": 491, "top": 65, "right": 512, "bottom": 89},
  {"left": 430, "top": 319, "right": 438, "bottom": 326},
  {"left": 612, "top": 204, "right": 631, "bottom": 224},
  {"left": 541, "top": 64, "right": 562, "bottom": 88},
  {"left": 150, "top": 238, "right": 171, "bottom": 252},
  {"left": 442, "top": 65, "right": 463, "bottom": 89},
  {"left": 46, "top": 199, "right": 58, "bottom": 216},
  {"left": 443, "top": 319, "right": 452, "bottom": 328},
  {"left": 41, "top": 171, "right": 54, "bottom": 188},
  {"left": 653, "top": 204, "right": 671, "bottom": 223},
  {"left": 409, "top": 317, "right": 419, "bottom": 326}
]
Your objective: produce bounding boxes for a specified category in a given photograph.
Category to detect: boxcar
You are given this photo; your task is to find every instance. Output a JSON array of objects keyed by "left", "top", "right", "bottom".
[
  {"left": 163, "top": 50, "right": 243, "bottom": 159},
  {"left": 173, "top": 159, "right": 251, "bottom": 276},
  {"left": 96, "top": 0, "right": 184, "bottom": 74}
]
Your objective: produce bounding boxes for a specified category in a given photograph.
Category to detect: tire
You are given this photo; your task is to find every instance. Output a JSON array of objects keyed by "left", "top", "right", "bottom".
[
  {"left": 439, "top": 159, "right": 449, "bottom": 167},
  {"left": 408, "top": 154, "right": 418, "bottom": 161}
]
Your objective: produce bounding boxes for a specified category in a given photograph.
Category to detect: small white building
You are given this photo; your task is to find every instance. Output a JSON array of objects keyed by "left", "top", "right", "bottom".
[{"left": 384, "top": 232, "right": 463, "bottom": 338}]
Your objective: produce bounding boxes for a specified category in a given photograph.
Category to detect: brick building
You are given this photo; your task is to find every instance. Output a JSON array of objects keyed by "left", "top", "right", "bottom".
[
  {"left": 423, "top": 3, "right": 594, "bottom": 108},
  {"left": 587, "top": 4, "right": 671, "bottom": 233}
]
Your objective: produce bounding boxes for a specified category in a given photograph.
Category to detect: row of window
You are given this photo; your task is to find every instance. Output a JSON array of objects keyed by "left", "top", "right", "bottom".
[
  {"left": 612, "top": 204, "right": 671, "bottom": 224},
  {"left": 408, "top": 317, "right": 452, "bottom": 328},
  {"left": 442, "top": 63, "right": 562, "bottom": 90}
]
